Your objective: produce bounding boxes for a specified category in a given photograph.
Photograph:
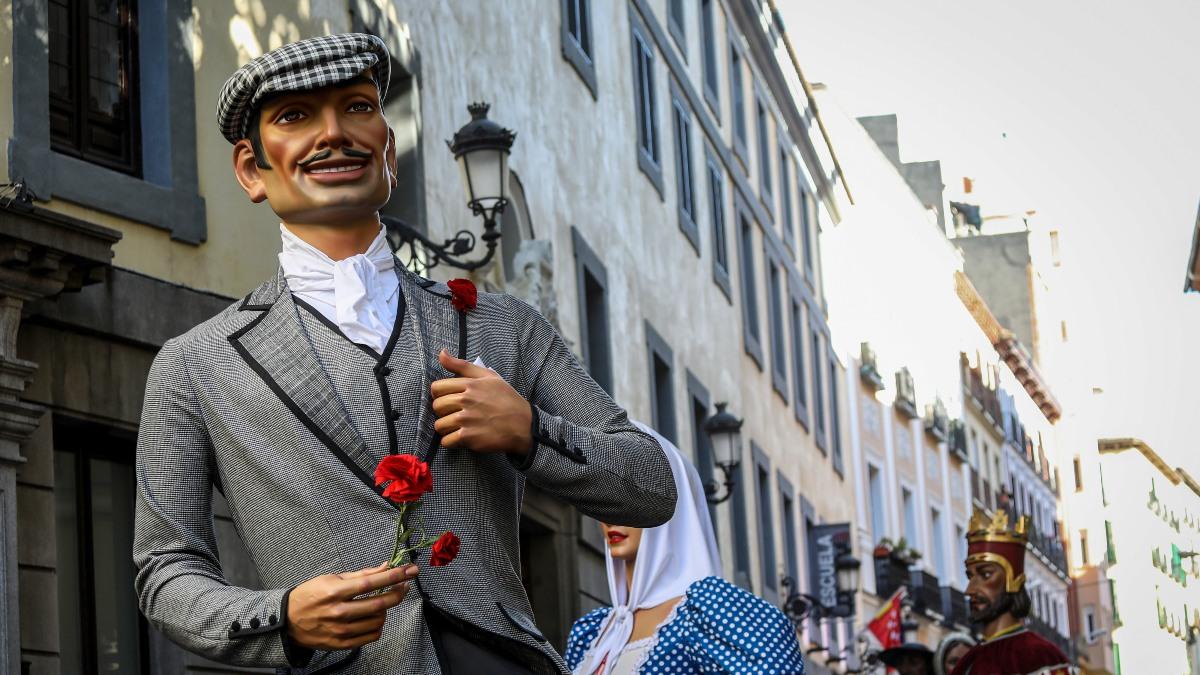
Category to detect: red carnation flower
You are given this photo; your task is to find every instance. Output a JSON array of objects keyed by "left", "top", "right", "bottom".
[
  {"left": 374, "top": 454, "right": 433, "bottom": 504},
  {"left": 429, "top": 531, "right": 461, "bottom": 567},
  {"left": 447, "top": 278, "right": 477, "bottom": 312}
]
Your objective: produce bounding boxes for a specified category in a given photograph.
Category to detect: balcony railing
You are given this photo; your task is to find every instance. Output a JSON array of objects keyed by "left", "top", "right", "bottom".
[
  {"left": 873, "top": 553, "right": 911, "bottom": 600},
  {"left": 949, "top": 419, "right": 969, "bottom": 461},
  {"left": 940, "top": 585, "right": 971, "bottom": 630},
  {"left": 909, "top": 569, "right": 944, "bottom": 619}
]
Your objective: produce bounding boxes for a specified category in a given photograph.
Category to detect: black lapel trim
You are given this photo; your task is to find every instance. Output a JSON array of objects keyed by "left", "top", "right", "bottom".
[
  {"left": 292, "top": 296, "right": 381, "bottom": 360},
  {"left": 228, "top": 312, "right": 397, "bottom": 511},
  {"left": 375, "top": 288, "right": 407, "bottom": 456},
  {"left": 239, "top": 293, "right": 273, "bottom": 312},
  {"left": 456, "top": 310, "right": 468, "bottom": 360}
]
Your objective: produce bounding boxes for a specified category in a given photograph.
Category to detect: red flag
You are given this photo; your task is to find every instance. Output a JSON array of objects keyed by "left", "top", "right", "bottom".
[{"left": 867, "top": 588, "right": 905, "bottom": 651}]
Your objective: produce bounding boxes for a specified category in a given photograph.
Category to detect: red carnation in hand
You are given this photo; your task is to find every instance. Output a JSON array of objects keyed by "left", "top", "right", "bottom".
[
  {"left": 374, "top": 454, "right": 433, "bottom": 504},
  {"left": 447, "top": 278, "right": 477, "bottom": 312},
  {"left": 429, "top": 531, "right": 461, "bottom": 567}
]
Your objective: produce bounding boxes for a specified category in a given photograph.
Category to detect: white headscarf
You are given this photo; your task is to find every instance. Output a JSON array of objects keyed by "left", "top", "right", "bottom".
[
  {"left": 278, "top": 223, "right": 399, "bottom": 354},
  {"left": 574, "top": 422, "right": 722, "bottom": 675}
]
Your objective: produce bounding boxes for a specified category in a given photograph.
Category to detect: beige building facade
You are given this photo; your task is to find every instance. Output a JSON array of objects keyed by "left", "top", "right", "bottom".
[{"left": 0, "top": 1, "right": 857, "bottom": 673}]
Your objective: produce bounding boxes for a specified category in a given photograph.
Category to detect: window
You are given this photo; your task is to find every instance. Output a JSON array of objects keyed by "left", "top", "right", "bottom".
[
  {"left": 688, "top": 374, "right": 718, "bottom": 539},
  {"left": 766, "top": 257, "right": 787, "bottom": 398},
  {"left": 733, "top": 462, "right": 754, "bottom": 591},
  {"left": 780, "top": 147, "right": 794, "bottom": 245},
  {"left": 730, "top": 42, "right": 748, "bottom": 157},
  {"left": 955, "top": 525, "right": 967, "bottom": 583},
  {"left": 757, "top": 100, "right": 773, "bottom": 205},
  {"left": 631, "top": 17, "right": 662, "bottom": 193},
  {"left": 1084, "top": 606, "right": 1098, "bottom": 643},
  {"left": 701, "top": 0, "right": 720, "bottom": 113},
  {"left": 738, "top": 211, "right": 764, "bottom": 368},
  {"left": 1080, "top": 529, "right": 1090, "bottom": 566},
  {"left": 707, "top": 151, "right": 732, "bottom": 297},
  {"left": 668, "top": 0, "right": 687, "bottom": 57},
  {"left": 790, "top": 297, "right": 809, "bottom": 427},
  {"left": 671, "top": 88, "right": 699, "bottom": 252},
  {"left": 561, "top": 0, "right": 596, "bottom": 95},
  {"left": 55, "top": 430, "right": 149, "bottom": 674},
  {"left": 50, "top": 0, "right": 141, "bottom": 176},
  {"left": 902, "top": 487, "right": 919, "bottom": 550},
  {"left": 829, "top": 354, "right": 843, "bottom": 475},
  {"left": 780, "top": 477, "right": 800, "bottom": 585},
  {"left": 1073, "top": 456, "right": 1084, "bottom": 491},
  {"left": 811, "top": 325, "right": 826, "bottom": 451},
  {"left": 646, "top": 322, "right": 677, "bottom": 444},
  {"left": 573, "top": 228, "right": 613, "bottom": 395},
  {"left": 799, "top": 188, "right": 815, "bottom": 278},
  {"left": 754, "top": 445, "right": 776, "bottom": 596},
  {"left": 868, "top": 465, "right": 887, "bottom": 541},
  {"left": 931, "top": 508, "right": 947, "bottom": 580}
]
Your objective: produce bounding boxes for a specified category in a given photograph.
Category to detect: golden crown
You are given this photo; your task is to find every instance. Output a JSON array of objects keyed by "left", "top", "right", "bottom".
[{"left": 966, "top": 508, "right": 1028, "bottom": 544}]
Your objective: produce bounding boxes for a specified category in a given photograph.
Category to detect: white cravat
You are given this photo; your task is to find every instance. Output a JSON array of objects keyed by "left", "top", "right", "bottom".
[{"left": 278, "top": 223, "right": 400, "bottom": 354}]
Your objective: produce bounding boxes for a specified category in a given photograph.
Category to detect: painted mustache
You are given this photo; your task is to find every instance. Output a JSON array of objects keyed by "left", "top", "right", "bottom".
[{"left": 297, "top": 146, "right": 373, "bottom": 167}]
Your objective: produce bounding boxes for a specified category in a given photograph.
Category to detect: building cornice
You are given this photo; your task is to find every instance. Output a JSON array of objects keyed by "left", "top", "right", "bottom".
[
  {"left": 955, "top": 271, "right": 1062, "bottom": 422},
  {"left": 1097, "top": 438, "right": 1200, "bottom": 499}
]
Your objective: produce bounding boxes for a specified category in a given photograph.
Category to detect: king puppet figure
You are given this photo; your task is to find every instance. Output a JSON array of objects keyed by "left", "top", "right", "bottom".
[
  {"left": 950, "top": 509, "right": 1077, "bottom": 675},
  {"left": 132, "top": 33, "right": 676, "bottom": 675}
]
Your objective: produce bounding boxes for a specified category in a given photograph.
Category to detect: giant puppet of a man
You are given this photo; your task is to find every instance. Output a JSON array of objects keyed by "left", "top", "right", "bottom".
[
  {"left": 951, "top": 510, "right": 1076, "bottom": 675},
  {"left": 132, "top": 34, "right": 676, "bottom": 675}
]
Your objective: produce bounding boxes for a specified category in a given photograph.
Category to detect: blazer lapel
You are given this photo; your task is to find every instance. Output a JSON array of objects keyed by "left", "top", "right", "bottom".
[
  {"left": 229, "top": 270, "right": 387, "bottom": 504},
  {"left": 394, "top": 270, "right": 462, "bottom": 463}
]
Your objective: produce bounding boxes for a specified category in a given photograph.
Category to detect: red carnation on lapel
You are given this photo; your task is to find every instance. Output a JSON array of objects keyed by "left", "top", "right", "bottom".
[
  {"left": 429, "top": 531, "right": 461, "bottom": 567},
  {"left": 374, "top": 454, "right": 433, "bottom": 504},
  {"left": 447, "top": 278, "right": 477, "bottom": 312}
]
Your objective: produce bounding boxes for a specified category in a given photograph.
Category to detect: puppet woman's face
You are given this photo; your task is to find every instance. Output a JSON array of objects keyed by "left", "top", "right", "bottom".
[
  {"left": 599, "top": 523, "right": 643, "bottom": 561},
  {"left": 233, "top": 77, "right": 396, "bottom": 227}
]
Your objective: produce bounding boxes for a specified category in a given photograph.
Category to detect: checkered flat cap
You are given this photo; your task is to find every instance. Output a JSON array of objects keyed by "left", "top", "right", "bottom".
[{"left": 216, "top": 33, "right": 391, "bottom": 144}]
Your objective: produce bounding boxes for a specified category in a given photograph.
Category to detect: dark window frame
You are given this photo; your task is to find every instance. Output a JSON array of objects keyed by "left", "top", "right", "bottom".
[
  {"left": 799, "top": 185, "right": 816, "bottom": 282},
  {"left": 667, "top": 0, "right": 687, "bottom": 61},
  {"left": 11, "top": 0, "right": 207, "bottom": 242},
  {"left": 788, "top": 278, "right": 810, "bottom": 429},
  {"left": 752, "top": 442, "right": 778, "bottom": 602},
  {"left": 811, "top": 319, "right": 827, "bottom": 453},
  {"left": 645, "top": 320, "right": 678, "bottom": 444},
  {"left": 705, "top": 146, "right": 733, "bottom": 302},
  {"left": 729, "top": 36, "right": 749, "bottom": 167},
  {"left": 49, "top": 0, "right": 142, "bottom": 177},
  {"left": 765, "top": 245, "right": 788, "bottom": 402},
  {"left": 631, "top": 12, "right": 664, "bottom": 197},
  {"left": 732, "top": 445, "right": 754, "bottom": 592},
  {"left": 700, "top": 0, "right": 720, "bottom": 118},
  {"left": 778, "top": 473, "right": 800, "bottom": 588},
  {"left": 670, "top": 81, "right": 700, "bottom": 254},
  {"left": 572, "top": 227, "right": 614, "bottom": 396},
  {"left": 828, "top": 350, "right": 844, "bottom": 477},
  {"left": 561, "top": 0, "right": 597, "bottom": 97},
  {"left": 779, "top": 140, "right": 796, "bottom": 251},
  {"left": 756, "top": 96, "right": 775, "bottom": 219},
  {"left": 735, "top": 195, "right": 765, "bottom": 370},
  {"left": 687, "top": 371, "right": 719, "bottom": 541},
  {"left": 54, "top": 420, "right": 151, "bottom": 675}
]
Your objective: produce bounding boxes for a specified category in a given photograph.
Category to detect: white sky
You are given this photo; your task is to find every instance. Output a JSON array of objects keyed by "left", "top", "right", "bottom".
[{"left": 783, "top": 0, "right": 1200, "bottom": 470}]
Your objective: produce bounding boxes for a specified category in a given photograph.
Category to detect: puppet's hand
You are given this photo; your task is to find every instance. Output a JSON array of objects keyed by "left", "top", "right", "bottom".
[{"left": 431, "top": 350, "right": 532, "bottom": 455}]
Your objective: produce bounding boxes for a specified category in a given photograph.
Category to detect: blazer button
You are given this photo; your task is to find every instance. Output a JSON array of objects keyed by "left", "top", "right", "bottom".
[
  {"left": 250, "top": 617, "right": 260, "bottom": 629},
  {"left": 389, "top": 410, "right": 401, "bottom": 421},
  {"left": 269, "top": 614, "right": 278, "bottom": 625},
  {"left": 231, "top": 620, "right": 241, "bottom": 632},
  {"left": 377, "top": 366, "right": 393, "bottom": 377}
]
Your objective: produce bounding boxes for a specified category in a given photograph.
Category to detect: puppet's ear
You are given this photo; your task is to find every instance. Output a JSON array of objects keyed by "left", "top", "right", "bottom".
[{"left": 233, "top": 139, "right": 268, "bottom": 203}]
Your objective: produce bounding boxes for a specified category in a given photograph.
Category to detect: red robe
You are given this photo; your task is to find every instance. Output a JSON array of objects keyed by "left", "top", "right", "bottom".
[{"left": 949, "top": 627, "right": 1076, "bottom": 675}]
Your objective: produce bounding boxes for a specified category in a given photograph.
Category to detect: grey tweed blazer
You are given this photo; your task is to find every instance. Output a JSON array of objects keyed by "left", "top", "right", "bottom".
[{"left": 133, "top": 267, "right": 677, "bottom": 674}]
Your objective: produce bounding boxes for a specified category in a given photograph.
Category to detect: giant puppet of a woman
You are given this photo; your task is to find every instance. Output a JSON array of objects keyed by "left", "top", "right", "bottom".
[{"left": 565, "top": 423, "right": 806, "bottom": 674}]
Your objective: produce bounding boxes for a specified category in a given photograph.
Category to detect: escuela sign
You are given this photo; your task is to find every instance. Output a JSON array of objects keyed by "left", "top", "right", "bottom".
[{"left": 806, "top": 522, "right": 853, "bottom": 617}]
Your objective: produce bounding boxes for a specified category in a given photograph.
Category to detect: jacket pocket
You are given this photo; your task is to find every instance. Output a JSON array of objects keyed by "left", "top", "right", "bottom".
[{"left": 496, "top": 602, "right": 547, "bottom": 643}]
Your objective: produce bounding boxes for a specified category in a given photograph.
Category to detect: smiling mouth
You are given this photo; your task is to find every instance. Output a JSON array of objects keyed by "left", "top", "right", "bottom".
[
  {"left": 307, "top": 164, "right": 364, "bottom": 174},
  {"left": 607, "top": 533, "right": 627, "bottom": 545}
]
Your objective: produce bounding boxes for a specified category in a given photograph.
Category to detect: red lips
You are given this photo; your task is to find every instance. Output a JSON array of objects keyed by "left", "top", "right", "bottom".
[{"left": 607, "top": 532, "right": 627, "bottom": 545}]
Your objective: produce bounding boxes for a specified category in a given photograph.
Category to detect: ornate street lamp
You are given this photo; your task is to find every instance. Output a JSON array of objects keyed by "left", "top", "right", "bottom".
[
  {"left": 702, "top": 402, "right": 743, "bottom": 505},
  {"left": 834, "top": 551, "right": 862, "bottom": 618},
  {"left": 383, "top": 102, "right": 516, "bottom": 271}
]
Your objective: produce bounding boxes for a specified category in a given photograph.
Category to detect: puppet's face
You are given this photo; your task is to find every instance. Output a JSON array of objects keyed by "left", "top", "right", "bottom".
[
  {"left": 942, "top": 643, "right": 970, "bottom": 674},
  {"left": 233, "top": 78, "right": 396, "bottom": 226},
  {"left": 599, "top": 523, "right": 643, "bottom": 561},
  {"left": 964, "top": 560, "right": 1008, "bottom": 622}
]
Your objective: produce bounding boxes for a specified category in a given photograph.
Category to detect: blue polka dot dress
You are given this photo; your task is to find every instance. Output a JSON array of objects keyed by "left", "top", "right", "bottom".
[{"left": 565, "top": 576, "right": 806, "bottom": 674}]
